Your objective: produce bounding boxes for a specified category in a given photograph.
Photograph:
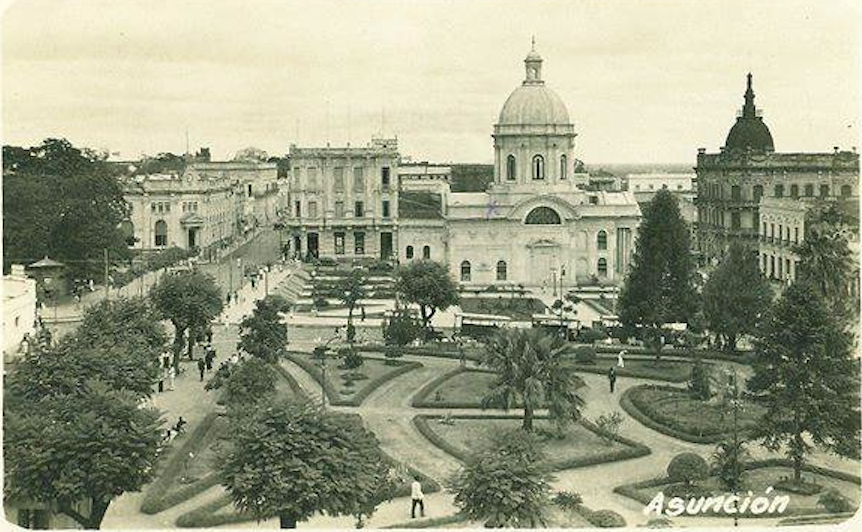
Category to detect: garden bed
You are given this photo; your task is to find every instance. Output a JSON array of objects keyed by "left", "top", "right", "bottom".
[
  {"left": 284, "top": 351, "right": 421, "bottom": 406},
  {"left": 613, "top": 459, "right": 860, "bottom": 520},
  {"left": 620, "top": 384, "right": 766, "bottom": 444},
  {"left": 565, "top": 356, "right": 701, "bottom": 383},
  {"left": 413, "top": 414, "right": 650, "bottom": 471},
  {"left": 459, "top": 296, "right": 547, "bottom": 320}
]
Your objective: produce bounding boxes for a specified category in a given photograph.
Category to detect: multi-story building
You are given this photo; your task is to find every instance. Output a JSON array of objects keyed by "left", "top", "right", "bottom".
[
  {"left": 398, "top": 162, "right": 451, "bottom": 194},
  {"left": 626, "top": 172, "right": 699, "bottom": 247},
  {"left": 3, "top": 264, "right": 36, "bottom": 362},
  {"left": 281, "top": 138, "right": 400, "bottom": 260},
  {"left": 695, "top": 74, "right": 859, "bottom": 263}
]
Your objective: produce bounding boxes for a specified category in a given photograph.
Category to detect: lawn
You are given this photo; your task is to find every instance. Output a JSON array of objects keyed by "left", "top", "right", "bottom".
[
  {"left": 285, "top": 351, "right": 421, "bottom": 406},
  {"left": 616, "top": 462, "right": 860, "bottom": 519},
  {"left": 621, "top": 384, "right": 767, "bottom": 443},
  {"left": 567, "top": 356, "right": 700, "bottom": 383},
  {"left": 413, "top": 368, "right": 584, "bottom": 409},
  {"left": 459, "top": 296, "right": 547, "bottom": 320},
  {"left": 414, "top": 415, "right": 650, "bottom": 471}
]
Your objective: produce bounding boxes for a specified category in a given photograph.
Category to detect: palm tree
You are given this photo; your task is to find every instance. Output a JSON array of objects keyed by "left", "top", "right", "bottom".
[{"left": 481, "top": 328, "right": 584, "bottom": 431}]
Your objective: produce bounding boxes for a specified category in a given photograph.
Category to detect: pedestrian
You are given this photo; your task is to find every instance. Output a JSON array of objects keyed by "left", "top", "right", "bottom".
[
  {"left": 157, "top": 370, "right": 165, "bottom": 393},
  {"left": 226, "top": 292, "right": 232, "bottom": 305},
  {"left": 410, "top": 476, "right": 425, "bottom": 518},
  {"left": 608, "top": 366, "right": 617, "bottom": 393},
  {"left": 251, "top": 276, "right": 257, "bottom": 289},
  {"left": 197, "top": 358, "right": 206, "bottom": 381},
  {"left": 162, "top": 352, "right": 171, "bottom": 369},
  {"left": 206, "top": 327, "right": 213, "bottom": 344},
  {"left": 168, "top": 366, "right": 176, "bottom": 391},
  {"left": 205, "top": 347, "right": 215, "bottom": 371},
  {"left": 360, "top": 305, "right": 366, "bottom": 322},
  {"left": 175, "top": 416, "right": 187, "bottom": 434},
  {"left": 617, "top": 349, "right": 626, "bottom": 369}
]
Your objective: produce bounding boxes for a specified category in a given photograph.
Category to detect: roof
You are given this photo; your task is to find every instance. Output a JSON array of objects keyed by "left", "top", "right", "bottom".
[
  {"left": 724, "top": 73, "right": 774, "bottom": 152},
  {"left": 498, "top": 84, "right": 570, "bottom": 126},
  {"left": 398, "top": 191, "right": 444, "bottom": 219},
  {"left": 28, "top": 256, "right": 65, "bottom": 269}
]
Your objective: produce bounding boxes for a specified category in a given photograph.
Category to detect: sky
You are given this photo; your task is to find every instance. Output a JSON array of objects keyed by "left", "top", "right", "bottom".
[{"left": 2, "top": 0, "right": 860, "bottom": 164}]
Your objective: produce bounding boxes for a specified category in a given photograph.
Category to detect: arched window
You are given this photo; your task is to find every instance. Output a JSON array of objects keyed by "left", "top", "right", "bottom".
[
  {"left": 460, "top": 261, "right": 471, "bottom": 282},
  {"left": 154, "top": 220, "right": 168, "bottom": 247},
  {"left": 496, "top": 260, "right": 507, "bottom": 281},
  {"left": 597, "top": 230, "right": 608, "bottom": 250},
  {"left": 524, "top": 206, "right": 561, "bottom": 225},
  {"left": 560, "top": 154, "right": 567, "bottom": 180},
  {"left": 406, "top": 246, "right": 414, "bottom": 259},
  {"left": 422, "top": 245, "right": 430, "bottom": 259},
  {"left": 597, "top": 258, "right": 608, "bottom": 277},
  {"left": 532, "top": 155, "right": 544, "bottom": 180},
  {"left": 506, "top": 155, "right": 516, "bottom": 181}
]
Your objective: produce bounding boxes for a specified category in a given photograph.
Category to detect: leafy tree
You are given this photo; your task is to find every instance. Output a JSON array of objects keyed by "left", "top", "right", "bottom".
[
  {"left": 238, "top": 295, "right": 290, "bottom": 363},
  {"left": 618, "top": 189, "right": 698, "bottom": 358},
  {"left": 796, "top": 201, "right": 857, "bottom": 324},
  {"left": 702, "top": 243, "right": 772, "bottom": 351},
  {"left": 219, "top": 400, "right": 389, "bottom": 528},
  {"left": 481, "top": 328, "right": 584, "bottom": 431},
  {"left": 712, "top": 438, "right": 750, "bottom": 492},
  {"left": 151, "top": 270, "right": 223, "bottom": 370},
  {"left": 4, "top": 382, "right": 162, "bottom": 529},
  {"left": 449, "top": 429, "right": 553, "bottom": 527},
  {"left": 667, "top": 452, "right": 709, "bottom": 486},
  {"left": 338, "top": 268, "right": 367, "bottom": 343},
  {"left": 3, "top": 139, "right": 131, "bottom": 279},
  {"left": 206, "top": 358, "right": 277, "bottom": 407},
  {"left": 383, "top": 308, "right": 421, "bottom": 348},
  {"left": 394, "top": 260, "right": 459, "bottom": 333},
  {"left": 76, "top": 296, "right": 167, "bottom": 353},
  {"left": 748, "top": 281, "right": 860, "bottom": 482}
]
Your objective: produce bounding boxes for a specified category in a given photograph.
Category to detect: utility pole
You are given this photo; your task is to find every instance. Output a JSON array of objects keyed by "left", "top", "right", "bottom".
[{"left": 104, "top": 248, "right": 110, "bottom": 301}]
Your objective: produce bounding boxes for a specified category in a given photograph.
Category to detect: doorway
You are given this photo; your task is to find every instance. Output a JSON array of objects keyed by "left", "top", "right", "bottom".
[
  {"left": 307, "top": 233, "right": 319, "bottom": 259},
  {"left": 380, "top": 232, "right": 393, "bottom": 259}
]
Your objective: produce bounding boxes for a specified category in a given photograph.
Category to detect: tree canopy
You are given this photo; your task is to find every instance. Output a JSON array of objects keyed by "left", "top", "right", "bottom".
[
  {"left": 619, "top": 189, "right": 698, "bottom": 337},
  {"left": 748, "top": 281, "right": 860, "bottom": 481},
  {"left": 481, "top": 328, "right": 584, "bottom": 431},
  {"left": 238, "top": 295, "right": 290, "bottom": 363},
  {"left": 449, "top": 429, "right": 553, "bottom": 527},
  {"left": 702, "top": 243, "right": 772, "bottom": 351},
  {"left": 394, "top": 260, "right": 459, "bottom": 332},
  {"left": 3, "top": 138, "right": 131, "bottom": 279},
  {"left": 219, "top": 400, "right": 389, "bottom": 528}
]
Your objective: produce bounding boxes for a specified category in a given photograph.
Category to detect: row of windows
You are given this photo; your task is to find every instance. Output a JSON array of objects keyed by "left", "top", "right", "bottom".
[
  {"left": 294, "top": 200, "right": 391, "bottom": 219},
  {"left": 333, "top": 232, "right": 366, "bottom": 255},
  {"left": 405, "top": 245, "right": 431, "bottom": 260},
  {"left": 761, "top": 253, "right": 796, "bottom": 281},
  {"left": 703, "top": 182, "right": 853, "bottom": 200},
  {"left": 505, "top": 154, "right": 567, "bottom": 181},
  {"left": 151, "top": 201, "right": 171, "bottom": 214},
  {"left": 296, "top": 166, "right": 391, "bottom": 190},
  {"left": 458, "top": 258, "right": 610, "bottom": 282},
  {"left": 762, "top": 221, "right": 800, "bottom": 244},
  {"left": 182, "top": 201, "right": 199, "bottom": 213}
]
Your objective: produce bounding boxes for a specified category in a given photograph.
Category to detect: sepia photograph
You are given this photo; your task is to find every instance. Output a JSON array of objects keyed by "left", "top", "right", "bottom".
[{"left": 1, "top": 0, "right": 860, "bottom": 529}]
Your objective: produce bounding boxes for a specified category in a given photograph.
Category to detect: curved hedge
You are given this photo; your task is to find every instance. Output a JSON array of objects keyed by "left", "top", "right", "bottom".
[
  {"left": 591, "top": 345, "right": 755, "bottom": 366},
  {"left": 284, "top": 352, "right": 422, "bottom": 407},
  {"left": 383, "top": 513, "right": 470, "bottom": 529},
  {"left": 613, "top": 459, "right": 861, "bottom": 520},
  {"left": 412, "top": 414, "right": 650, "bottom": 471},
  {"left": 411, "top": 367, "right": 497, "bottom": 408}
]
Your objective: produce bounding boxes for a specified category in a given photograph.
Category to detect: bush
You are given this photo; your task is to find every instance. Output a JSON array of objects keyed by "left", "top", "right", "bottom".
[
  {"left": 594, "top": 412, "right": 624, "bottom": 444},
  {"left": 577, "top": 327, "right": 609, "bottom": 344},
  {"left": 667, "top": 453, "right": 709, "bottom": 486},
  {"left": 579, "top": 508, "right": 626, "bottom": 528},
  {"left": 688, "top": 357, "right": 711, "bottom": 400},
  {"left": 573, "top": 346, "right": 597, "bottom": 364},
  {"left": 818, "top": 488, "right": 853, "bottom": 513},
  {"left": 384, "top": 309, "right": 421, "bottom": 347},
  {"left": 552, "top": 491, "right": 583, "bottom": 511},
  {"left": 340, "top": 348, "right": 364, "bottom": 370}
]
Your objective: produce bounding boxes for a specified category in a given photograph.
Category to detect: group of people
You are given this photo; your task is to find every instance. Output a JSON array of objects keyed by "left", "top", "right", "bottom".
[{"left": 196, "top": 341, "right": 217, "bottom": 381}]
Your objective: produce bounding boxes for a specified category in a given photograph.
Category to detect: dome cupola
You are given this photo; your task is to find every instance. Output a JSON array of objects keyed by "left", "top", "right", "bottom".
[
  {"left": 497, "top": 39, "right": 571, "bottom": 127},
  {"left": 724, "top": 73, "right": 775, "bottom": 152}
]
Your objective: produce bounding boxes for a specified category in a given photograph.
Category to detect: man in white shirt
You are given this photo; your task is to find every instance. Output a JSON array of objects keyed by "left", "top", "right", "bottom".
[{"left": 411, "top": 476, "right": 425, "bottom": 518}]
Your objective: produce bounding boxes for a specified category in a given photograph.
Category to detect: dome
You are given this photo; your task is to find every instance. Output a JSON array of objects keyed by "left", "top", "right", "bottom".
[
  {"left": 723, "top": 73, "right": 774, "bottom": 152},
  {"left": 498, "top": 84, "right": 571, "bottom": 126}
]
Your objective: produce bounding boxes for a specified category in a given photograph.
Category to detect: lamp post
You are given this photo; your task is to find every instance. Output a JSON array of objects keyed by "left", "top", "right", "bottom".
[{"left": 551, "top": 267, "right": 557, "bottom": 297}]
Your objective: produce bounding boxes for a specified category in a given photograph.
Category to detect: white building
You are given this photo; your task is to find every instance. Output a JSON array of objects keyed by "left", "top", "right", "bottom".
[
  {"left": 626, "top": 172, "right": 696, "bottom": 194},
  {"left": 3, "top": 265, "right": 37, "bottom": 361}
]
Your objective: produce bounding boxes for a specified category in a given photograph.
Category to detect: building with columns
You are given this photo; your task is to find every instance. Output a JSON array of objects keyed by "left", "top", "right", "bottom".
[
  {"left": 280, "top": 45, "right": 641, "bottom": 289},
  {"left": 696, "top": 74, "right": 859, "bottom": 263}
]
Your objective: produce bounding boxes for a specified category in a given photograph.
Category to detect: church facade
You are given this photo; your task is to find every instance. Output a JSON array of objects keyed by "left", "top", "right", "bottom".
[{"left": 282, "top": 46, "right": 642, "bottom": 289}]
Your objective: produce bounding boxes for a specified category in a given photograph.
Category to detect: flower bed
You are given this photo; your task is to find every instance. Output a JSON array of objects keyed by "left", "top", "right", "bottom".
[
  {"left": 620, "top": 384, "right": 766, "bottom": 444},
  {"left": 284, "top": 351, "right": 421, "bottom": 406},
  {"left": 412, "top": 414, "right": 650, "bottom": 471},
  {"left": 613, "top": 459, "right": 860, "bottom": 520}
]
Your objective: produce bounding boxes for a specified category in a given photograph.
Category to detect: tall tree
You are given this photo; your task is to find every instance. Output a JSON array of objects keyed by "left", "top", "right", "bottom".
[
  {"left": 449, "top": 429, "right": 553, "bottom": 527},
  {"left": 76, "top": 296, "right": 167, "bottom": 353},
  {"left": 238, "top": 295, "right": 291, "bottom": 363},
  {"left": 481, "top": 328, "right": 583, "bottom": 431},
  {"left": 748, "top": 281, "right": 860, "bottom": 482},
  {"left": 619, "top": 189, "right": 698, "bottom": 356},
  {"left": 151, "top": 270, "right": 223, "bottom": 369},
  {"left": 702, "top": 243, "right": 772, "bottom": 351},
  {"left": 394, "top": 260, "right": 459, "bottom": 333},
  {"left": 338, "top": 268, "right": 368, "bottom": 343},
  {"left": 795, "top": 201, "right": 857, "bottom": 324},
  {"left": 2, "top": 139, "right": 131, "bottom": 279},
  {"left": 219, "top": 400, "right": 390, "bottom": 528}
]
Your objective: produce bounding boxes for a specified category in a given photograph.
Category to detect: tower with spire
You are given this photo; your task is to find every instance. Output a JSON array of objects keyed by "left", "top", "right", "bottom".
[{"left": 724, "top": 73, "right": 774, "bottom": 152}]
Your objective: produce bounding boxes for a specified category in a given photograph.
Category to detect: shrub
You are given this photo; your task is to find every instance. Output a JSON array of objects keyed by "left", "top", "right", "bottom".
[
  {"left": 578, "top": 327, "right": 609, "bottom": 344},
  {"left": 384, "top": 309, "right": 421, "bottom": 347},
  {"left": 583, "top": 509, "right": 626, "bottom": 528},
  {"left": 573, "top": 346, "right": 597, "bottom": 364},
  {"left": 340, "top": 349, "right": 364, "bottom": 370},
  {"left": 688, "top": 357, "right": 711, "bottom": 400},
  {"left": 595, "top": 412, "right": 624, "bottom": 444},
  {"left": 667, "top": 453, "right": 709, "bottom": 486},
  {"left": 818, "top": 488, "right": 853, "bottom": 513},
  {"left": 552, "top": 491, "right": 583, "bottom": 511}
]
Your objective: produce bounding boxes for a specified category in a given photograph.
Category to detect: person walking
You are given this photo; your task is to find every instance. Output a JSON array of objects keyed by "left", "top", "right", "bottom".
[
  {"left": 205, "top": 346, "right": 215, "bottom": 371},
  {"left": 168, "top": 366, "right": 177, "bottom": 391},
  {"left": 360, "top": 305, "right": 366, "bottom": 322},
  {"left": 197, "top": 358, "right": 206, "bottom": 382},
  {"left": 617, "top": 349, "right": 626, "bottom": 368},
  {"left": 410, "top": 476, "right": 425, "bottom": 519},
  {"left": 608, "top": 366, "right": 617, "bottom": 393}
]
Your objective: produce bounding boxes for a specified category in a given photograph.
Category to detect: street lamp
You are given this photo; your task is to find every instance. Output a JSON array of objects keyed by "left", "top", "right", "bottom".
[
  {"left": 314, "top": 327, "right": 342, "bottom": 410},
  {"left": 551, "top": 267, "right": 557, "bottom": 297}
]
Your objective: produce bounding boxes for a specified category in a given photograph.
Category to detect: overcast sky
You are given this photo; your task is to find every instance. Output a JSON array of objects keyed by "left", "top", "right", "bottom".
[{"left": 2, "top": 0, "right": 860, "bottom": 164}]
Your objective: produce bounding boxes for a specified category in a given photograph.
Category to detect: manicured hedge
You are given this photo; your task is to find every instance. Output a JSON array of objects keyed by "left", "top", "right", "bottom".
[
  {"left": 565, "top": 357, "right": 697, "bottom": 383},
  {"left": 140, "top": 412, "right": 223, "bottom": 514},
  {"left": 591, "top": 345, "right": 756, "bottom": 366},
  {"left": 619, "top": 384, "right": 758, "bottom": 444},
  {"left": 613, "top": 459, "right": 861, "bottom": 519},
  {"left": 383, "top": 513, "right": 470, "bottom": 529},
  {"left": 412, "top": 414, "right": 651, "bottom": 471},
  {"left": 284, "top": 352, "right": 422, "bottom": 407},
  {"left": 411, "top": 366, "right": 494, "bottom": 408}
]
